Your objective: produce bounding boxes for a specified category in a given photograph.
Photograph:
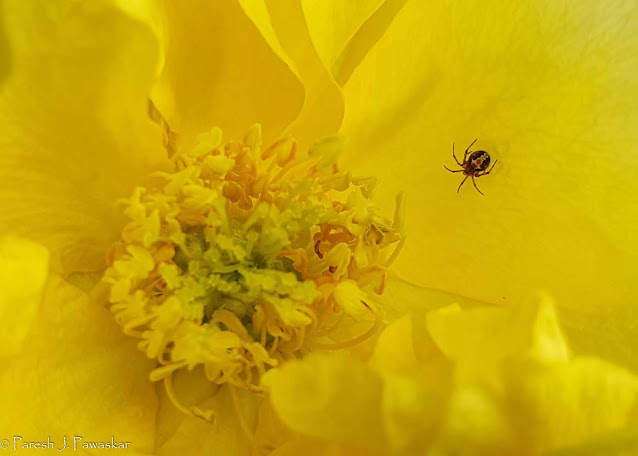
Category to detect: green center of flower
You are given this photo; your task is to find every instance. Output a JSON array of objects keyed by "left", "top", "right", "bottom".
[{"left": 101, "top": 123, "right": 404, "bottom": 420}]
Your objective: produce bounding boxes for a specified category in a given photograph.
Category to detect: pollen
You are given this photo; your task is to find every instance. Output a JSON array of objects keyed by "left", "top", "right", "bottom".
[{"left": 101, "top": 124, "right": 404, "bottom": 420}]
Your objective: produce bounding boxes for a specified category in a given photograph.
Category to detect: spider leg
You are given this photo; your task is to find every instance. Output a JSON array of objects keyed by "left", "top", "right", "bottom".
[
  {"left": 444, "top": 165, "right": 464, "bottom": 173},
  {"left": 484, "top": 159, "right": 498, "bottom": 174},
  {"left": 475, "top": 159, "right": 498, "bottom": 177},
  {"left": 471, "top": 175, "right": 484, "bottom": 196},
  {"left": 457, "top": 175, "right": 469, "bottom": 193},
  {"left": 464, "top": 138, "right": 478, "bottom": 161},
  {"left": 452, "top": 142, "right": 462, "bottom": 166}
]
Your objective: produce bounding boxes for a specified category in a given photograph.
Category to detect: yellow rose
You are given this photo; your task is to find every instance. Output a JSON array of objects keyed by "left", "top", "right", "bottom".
[{"left": 1, "top": 1, "right": 637, "bottom": 455}]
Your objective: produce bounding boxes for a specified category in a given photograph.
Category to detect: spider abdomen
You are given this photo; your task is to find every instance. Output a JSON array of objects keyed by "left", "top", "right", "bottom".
[{"left": 468, "top": 150, "right": 491, "bottom": 173}]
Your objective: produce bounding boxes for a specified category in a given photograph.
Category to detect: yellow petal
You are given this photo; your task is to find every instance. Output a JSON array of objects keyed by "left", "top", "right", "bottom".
[
  {"left": 0, "top": 274, "right": 157, "bottom": 451},
  {"left": 382, "top": 272, "right": 489, "bottom": 321},
  {"left": 0, "top": 6, "right": 8, "bottom": 85},
  {"left": 150, "top": 0, "right": 304, "bottom": 148},
  {"left": 113, "top": 0, "right": 165, "bottom": 68},
  {"left": 0, "top": 236, "right": 49, "bottom": 357},
  {"left": 557, "top": 305, "right": 638, "bottom": 379},
  {"left": 430, "top": 383, "right": 517, "bottom": 456},
  {"left": 331, "top": 0, "right": 408, "bottom": 86},
  {"left": 243, "top": 0, "right": 408, "bottom": 150},
  {"left": 371, "top": 314, "right": 420, "bottom": 375},
  {"left": 340, "top": 1, "right": 638, "bottom": 337},
  {"left": 542, "top": 429, "right": 638, "bottom": 456},
  {"left": 0, "top": 0, "right": 169, "bottom": 275},
  {"left": 270, "top": 440, "right": 335, "bottom": 456},
  {"left": 270, "top": 438, "right": 387, "bottom": 456},
  {"left": 271, "top": 440, "right": 381, "bottom": 456},
  {"left": 263, "top": 353, "right": 388, "bottom": 449},
  {"left": 254, "top": 399, "right": 299, "bottom": 455},
  {"left": 426, "top": 297, "right": 569, "bottom": 368},
  {"left": 374, "top": 275, "right": 492, "bottom": 370},
  {"left": 371, "top": 313, "right": 470, "bottom": 452},
  {"left": 381, "top": 373, "right": 448, "bottom": 452},
  {"left": 262, "top": 0, "right": 344, "bottom": 149},
  {"left": 154, "top": 366, "right": 219, "bottom": 448},
  {"left": 300, "top": 0, "right": 383, "bottom": 73},
  {"left": 155, "top": 385, "right": 258, "bottom": 456},
  {"left": 505, "top": 357, "right": 638, "bottom": 453}
]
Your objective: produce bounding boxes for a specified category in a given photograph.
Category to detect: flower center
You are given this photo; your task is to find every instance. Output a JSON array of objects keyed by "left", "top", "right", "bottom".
[{"left": 101, "top": 123, "right": 404, "bottom": 420}]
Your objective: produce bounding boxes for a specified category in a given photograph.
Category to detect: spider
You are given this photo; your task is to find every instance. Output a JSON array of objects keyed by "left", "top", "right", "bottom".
[{"left": 444, "top": 139, "right": 497, "bottom": 195}]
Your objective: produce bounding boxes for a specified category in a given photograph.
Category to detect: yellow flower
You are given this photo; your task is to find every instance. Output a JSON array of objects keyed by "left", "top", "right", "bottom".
[{"left": 1, "top": 1, "right": 637, "bottom": 455}]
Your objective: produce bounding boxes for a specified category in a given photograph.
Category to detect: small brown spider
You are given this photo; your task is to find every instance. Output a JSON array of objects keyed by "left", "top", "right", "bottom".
[{"left": 444, "top": 139, "right": 497, "bottom": 195}]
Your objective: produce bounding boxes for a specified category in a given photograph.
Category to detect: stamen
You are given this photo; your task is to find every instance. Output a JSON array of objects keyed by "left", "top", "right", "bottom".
[
  {"left": 268, "top": 336, "right": 280, "bottom": 356},
  {"left": 313, "top": 313, "right": 345, "bottom": 337},
  {"left": 215, "top": 309, "right": 251, "bottom": 342},
  {"left": 305, "top": 316, "right": 382, "bottom": 351},
  {"left": 164, "top": 372, "right": 216, "bottom": 423},
  {"left": 314, "top": 240, "right": 324, "bottom": 259},
  {"left": 122, "top": 315, "right": 154, "bottom": 336},
  {"left": 150, "top": 361, "right": 187, "bottom": 382},
  {"left": 385, "top": 192, "right": 406, "bottom": 267},
  {"left": 148, "top": 99, "right": 177, "bottom": 157},
  {"left": 102, "top": 124, "right": 404, "bottom": 419},
  {"left": 290, "top": 325, "right": 306, "bottom": 352}
]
